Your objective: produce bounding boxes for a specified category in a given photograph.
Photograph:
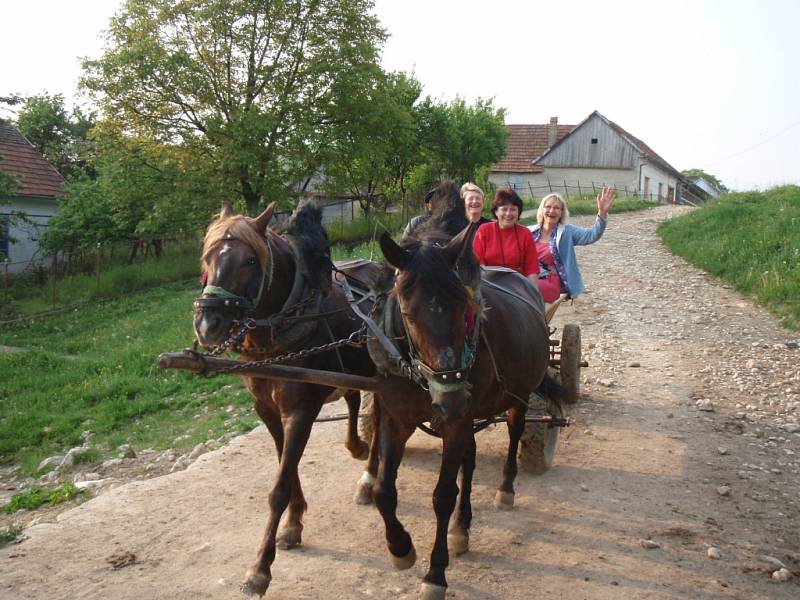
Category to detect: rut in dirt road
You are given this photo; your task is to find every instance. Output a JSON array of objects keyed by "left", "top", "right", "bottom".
[{"left": 1, "top": 205, "right": 799, "bottom": 600}]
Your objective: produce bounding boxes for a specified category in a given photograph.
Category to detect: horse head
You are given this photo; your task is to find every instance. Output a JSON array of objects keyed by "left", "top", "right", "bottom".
[
  {"left": 380, "top": 223, "right": 481, "bottom": 423},
  {"left": 194, "top": 201, "right": 275, "bottom": 350}
]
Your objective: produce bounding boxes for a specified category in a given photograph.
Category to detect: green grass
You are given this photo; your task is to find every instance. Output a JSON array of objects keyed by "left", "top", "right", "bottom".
[
  {"left": 2, "top": 483, "right": 87, "bottom": 513},
  {"left": 658, "top": 185, "right": 800, "bottom": 330},
  {"left": 0, "top": 523, "right": 22, "bottom": 546},
  {"left": 0, "top": 281, "right": 260, "bottom": 475},
  {"left": 2, "top": 239, "right": 202, "bottom": 321}
]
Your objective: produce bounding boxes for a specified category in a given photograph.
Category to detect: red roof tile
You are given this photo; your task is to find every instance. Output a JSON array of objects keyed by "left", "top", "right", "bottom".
[
  {"left": 0, "top": 124, "right": 66, "bottom": 198},
  {"left": 491, "top": 123, "right": 575, "bottom": 173}
]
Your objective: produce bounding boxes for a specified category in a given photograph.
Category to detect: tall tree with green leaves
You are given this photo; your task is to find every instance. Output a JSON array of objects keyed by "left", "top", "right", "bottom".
[
  {"left": 417, "top": 96, "right": 508, "bottom": 184},
  {"left": 15, "top": 93, "right": 97, "bottom": 181},
  {"left": 82, "top": 0, "right": 386, "bottom": 215},
  {"left": 321, "top": 70, "right": 423, "bottom": 216}
]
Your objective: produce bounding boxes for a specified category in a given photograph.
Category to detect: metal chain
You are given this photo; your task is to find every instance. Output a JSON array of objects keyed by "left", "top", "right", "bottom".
[{"left": 211, "top": 324, "right": 367, "bottom": 375}]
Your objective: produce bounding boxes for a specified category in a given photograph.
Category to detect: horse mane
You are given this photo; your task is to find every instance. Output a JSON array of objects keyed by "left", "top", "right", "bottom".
[
  {"left": 201, "top": 214, "right": 269, "bottom": 274},
  {"left": 414, "top": 180, "right": 469, "bottom": 240},
  {"left": 276, "top": 201, "right": 332, "bottom": 291}
]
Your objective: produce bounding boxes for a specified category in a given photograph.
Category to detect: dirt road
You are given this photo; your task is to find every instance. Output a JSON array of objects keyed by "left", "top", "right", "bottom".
[{"left": 2, "top": 206, "right": 799, "bottom": 599}]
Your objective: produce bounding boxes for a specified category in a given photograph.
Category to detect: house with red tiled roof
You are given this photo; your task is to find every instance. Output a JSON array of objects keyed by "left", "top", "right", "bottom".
[
  {"left": 490, "top": 111, "right": 704, "bottom": 203},
  {"left": 0, "top": 123, "right": 66, "bottom": 272}
]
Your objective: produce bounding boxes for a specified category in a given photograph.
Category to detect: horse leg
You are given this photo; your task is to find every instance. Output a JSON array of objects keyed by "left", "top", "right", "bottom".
[
  {"left": 354, "top": 396, "right": 381, "bottom": 505},
  {"left": 250, "top": 380, "right": 307, "bottom": 550},
  {"left": 372, "top": 410, "right": 416, "bottom": 569},
  {"left": 343, "top": 390, "right": 369, "bottom": 460},
  {"left": 422, "top": 420, "right": 473, "bottom": 600},
  {"left": 448, "top": 433, "right": 476, "bottom": 556},
  {"left": 494, "top": 406, "right": 526, "bottom": 510},
  {"left": 241, "top": 401, "right": 319, "bottom": 597}
]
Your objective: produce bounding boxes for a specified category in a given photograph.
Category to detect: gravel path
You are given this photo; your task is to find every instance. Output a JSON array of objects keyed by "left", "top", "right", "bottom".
[{"left": 1, "top": 205, "right": 798, "bottom": 599}]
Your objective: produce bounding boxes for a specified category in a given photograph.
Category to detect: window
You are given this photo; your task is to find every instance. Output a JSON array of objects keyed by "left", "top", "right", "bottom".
[
  {"left": 590, "top": 138, "right": 598, "bottom": 144},
  {"left": 0, "top": 222, "right": 9, "bottom": 260}
]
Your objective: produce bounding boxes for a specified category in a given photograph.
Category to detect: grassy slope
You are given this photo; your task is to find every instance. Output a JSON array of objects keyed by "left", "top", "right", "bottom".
[
  {"left": 658, "top": 185, "right": 800, "bottom": 330},
  {"left": 0, "top": 282, "right": 258, "bottom": 474}
]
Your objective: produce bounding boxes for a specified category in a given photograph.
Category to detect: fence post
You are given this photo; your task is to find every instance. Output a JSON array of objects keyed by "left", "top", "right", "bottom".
[
  {"left": 95, "top": 243, "right": 101, "bottom": 297},
  {"left": 563, "top": 180, "right": 569, "bottom": 200},
  {"left": 577, "top": 181, "right": 582, "bottom": 197},
  {"left": 591, "top": 181, "right": 596, "bottom": 194},
  {"left": 177, "top": 230, "right": 184, "bottom": 281},
  {"left": 51, "top": 254, "right": 58, "bottom": 310},
  {"left": 547, "top": 178, "right": 553, "bottom": 193},
  {"left": 3, "top": 258, "right": 8, "bottom": 305}
]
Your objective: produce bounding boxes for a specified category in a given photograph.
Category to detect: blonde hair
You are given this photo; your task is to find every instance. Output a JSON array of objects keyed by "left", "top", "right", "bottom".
[
  {"left": 537, "top": 193, "right": 570, "bottom": 226},
  {"left": 460, "top": 182, "right": 485, "bottom": 200},
  {"left": 201, "top": 214, "right": 269, "bottom": 274}
]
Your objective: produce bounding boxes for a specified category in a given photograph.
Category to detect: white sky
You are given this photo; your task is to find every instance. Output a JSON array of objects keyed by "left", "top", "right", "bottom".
[{"left": 2, "top": 0, "right": 798, "bottom": 191}]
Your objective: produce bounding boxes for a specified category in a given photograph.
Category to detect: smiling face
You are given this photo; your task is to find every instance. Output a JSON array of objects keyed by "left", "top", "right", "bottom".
[
  {"left": 542, "top": 197, "right": 564, "bottom": 228},
  {"left": 463, "top": 192, "right": 485, "bottom": 222},
  {"left": 495, "top": 202, "right": 520, "bottom": 229}
]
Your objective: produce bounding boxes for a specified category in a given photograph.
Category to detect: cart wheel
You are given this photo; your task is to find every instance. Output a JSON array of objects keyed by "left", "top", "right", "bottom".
[
  {"left": 560, "top": 323, "right": 581, "bottom": 404},
  {"left": 519, "top": 393, "right": 559, "bottom": 475},
  {"left": 358, "top": 391, "right": 374, "bottom": 445}
]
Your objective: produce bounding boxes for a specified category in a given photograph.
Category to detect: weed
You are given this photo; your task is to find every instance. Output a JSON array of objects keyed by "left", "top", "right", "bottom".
[
  {"left": 2, "top": 483, "right": 87, "bottom": 513},
  {"left": 0, "top": 524, "right": 23, "bottom": 547}
]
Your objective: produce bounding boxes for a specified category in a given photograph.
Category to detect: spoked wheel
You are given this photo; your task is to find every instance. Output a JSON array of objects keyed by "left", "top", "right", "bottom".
[
  {"left": 560, "top": 323, "right": 582, "bottom": 404},
  {"left": 519, "top": 393, "right": 560, "bottom": 475}
]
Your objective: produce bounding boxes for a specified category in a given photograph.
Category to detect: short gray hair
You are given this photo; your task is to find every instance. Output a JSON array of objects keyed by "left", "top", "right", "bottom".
[{"left": 460, "top": 182, "right": 485, "bottom": 200}]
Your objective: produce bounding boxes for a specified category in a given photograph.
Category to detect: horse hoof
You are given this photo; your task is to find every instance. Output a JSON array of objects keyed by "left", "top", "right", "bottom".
[
  {"left": 419, "top": 582, "right": 447, "bottom": 600},
  {"left": 390, "top": 543, "right": 417, "bottom": 570},
  {"left": 448, "top": 531, "right": 469, "bottom": 556},
  {"left": 353, "top": 482, "right": 373, "bottom": 505},
  {"left": 493, "top": 490, "right": 515, "bottom": 510},
  {"left": 277, "top": 526, "right": 302, "bottom": 549},
  {"left": 241, "top": 570, "right": 271, "bottom": 597}
]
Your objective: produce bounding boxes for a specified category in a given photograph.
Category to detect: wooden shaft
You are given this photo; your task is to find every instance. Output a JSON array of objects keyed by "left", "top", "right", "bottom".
[{"left": 158, "top": 351, "right": 387, "bottom": 393}]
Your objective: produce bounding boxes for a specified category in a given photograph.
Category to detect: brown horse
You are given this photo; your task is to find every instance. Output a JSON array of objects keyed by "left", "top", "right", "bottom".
[
  {"left": 193, "top": 201, "right": 381, "bottom": 596},
  {"left": 364, "top": 220, "right": 554, "bottom": 599}
]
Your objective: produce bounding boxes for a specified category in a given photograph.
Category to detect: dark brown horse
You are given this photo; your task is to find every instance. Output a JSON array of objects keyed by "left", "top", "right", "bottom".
[
  {"left": 364, "top": 219, "right": 554, "bottom": 599},
  {"left": 193, "top": 201, "right": 380, "bottom": 596}
]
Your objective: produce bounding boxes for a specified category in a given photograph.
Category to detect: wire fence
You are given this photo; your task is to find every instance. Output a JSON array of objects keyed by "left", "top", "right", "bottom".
[{"left": 493, "top": 179, "right": 699, "bottom": 205}]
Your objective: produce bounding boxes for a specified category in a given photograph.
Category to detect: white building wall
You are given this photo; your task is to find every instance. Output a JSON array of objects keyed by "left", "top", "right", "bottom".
[
  {"left": 2, "top": 197, "right": 58, "bottom": 273},
  {"left": 639, "top": 163, "right": 679, "bottom": 201}
]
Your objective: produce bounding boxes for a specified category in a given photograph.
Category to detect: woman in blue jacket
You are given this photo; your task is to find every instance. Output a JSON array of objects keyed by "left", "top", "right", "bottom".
[{"left": 529, "top": 186, "right": 616, "bottom": 302}]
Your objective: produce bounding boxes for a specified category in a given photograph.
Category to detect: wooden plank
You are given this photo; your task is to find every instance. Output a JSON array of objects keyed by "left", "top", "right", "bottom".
[{"left": 158, "top": 351, "right": 387, "bottom": 393}]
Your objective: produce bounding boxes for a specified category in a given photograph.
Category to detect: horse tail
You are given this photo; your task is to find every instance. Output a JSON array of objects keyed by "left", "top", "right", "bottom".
[{"left": 533, "top": 371, "right": 567, "bottom": 412}]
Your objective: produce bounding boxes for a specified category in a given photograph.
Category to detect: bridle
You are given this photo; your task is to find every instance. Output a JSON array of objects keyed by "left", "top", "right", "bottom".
[
  {"left": 194, "top": 232, "right": 275, "bottom": 315},
  {"left": 396, "top": 288, "right": 482, "bottom": 394}
]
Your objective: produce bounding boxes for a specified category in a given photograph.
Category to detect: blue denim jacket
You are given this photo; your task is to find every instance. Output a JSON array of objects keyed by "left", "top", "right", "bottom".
[{"left": 529, "top": 215, "right": 607, "bottom": 298}]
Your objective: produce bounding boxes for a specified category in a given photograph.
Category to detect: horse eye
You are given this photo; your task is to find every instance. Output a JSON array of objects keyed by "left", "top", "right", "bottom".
[{"left": 246, "top": 256, "right": 257, "bottom": 266}]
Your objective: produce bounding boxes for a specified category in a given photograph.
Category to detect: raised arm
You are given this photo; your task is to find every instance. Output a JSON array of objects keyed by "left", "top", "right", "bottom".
[{"left": 597, "top": 186, "right": 616, "bottom": 219}]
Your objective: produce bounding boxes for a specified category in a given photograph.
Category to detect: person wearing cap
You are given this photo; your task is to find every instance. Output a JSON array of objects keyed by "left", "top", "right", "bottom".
[{"left": 402, "top": 188, "right": 435, "bottom": 238}]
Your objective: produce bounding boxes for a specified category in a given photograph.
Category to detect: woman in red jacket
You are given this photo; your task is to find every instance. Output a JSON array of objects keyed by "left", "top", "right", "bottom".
[{"left": 473, "top": 187, "right": 540, "bottom": 288}]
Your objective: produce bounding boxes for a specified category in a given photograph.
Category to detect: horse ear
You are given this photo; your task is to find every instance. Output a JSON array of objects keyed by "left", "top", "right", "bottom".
[
  {"left": 253, "top": 202, "right": 276, "bottom": 234},
  {"left": 444, "top": 222, "right": 477, "bottom": 267},
  {"left": 220, "top": 200, "right": 234, "bottom": 218},
  {"left": 379, "top": 232, "right": 410, "bottom": 271}
]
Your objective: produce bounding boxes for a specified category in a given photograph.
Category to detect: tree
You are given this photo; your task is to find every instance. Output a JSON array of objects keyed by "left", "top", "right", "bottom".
[
  {"left": 681, "top": 168, "right": 729, "bottom": 193},
  {"left": 321, "top": 70, "right": 423, "bottom": 216},
  {"left": 15, "top": 93, "right": 98, "bottom": 181},
  {"left": 417, "top": 96, "right": 508, "bottom": 184},
  {"left": 82, "top": 0, "right": 387, "bottom": 215}
]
